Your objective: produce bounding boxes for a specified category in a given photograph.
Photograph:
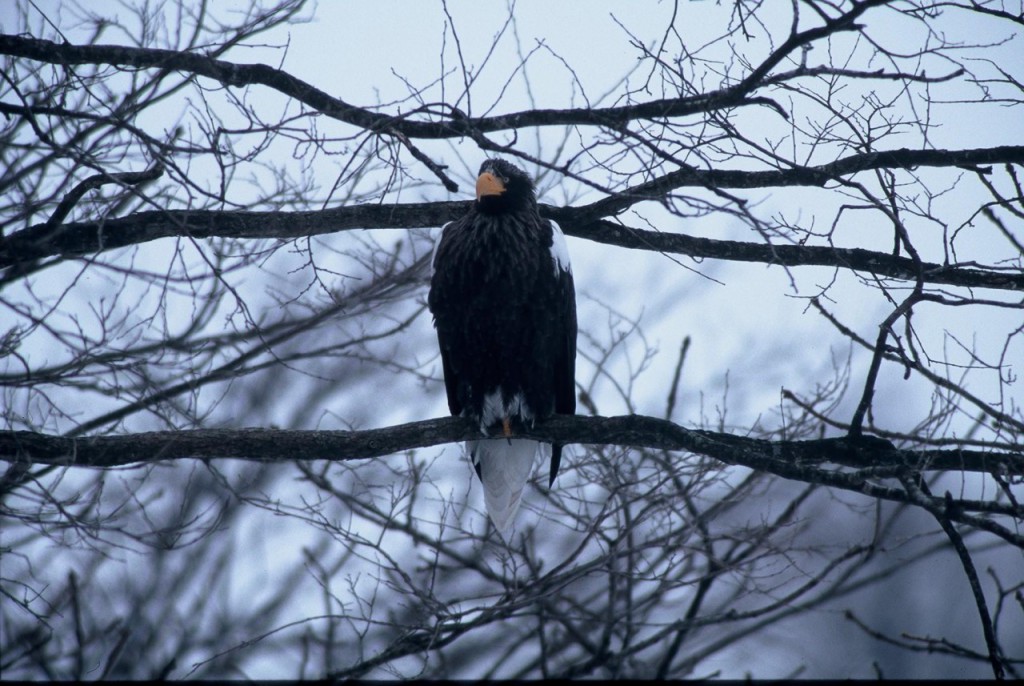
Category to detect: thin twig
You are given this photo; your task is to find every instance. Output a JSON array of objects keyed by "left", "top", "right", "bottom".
[{"left": 900, "top": 476, "right": 1006, "bottom": 680}]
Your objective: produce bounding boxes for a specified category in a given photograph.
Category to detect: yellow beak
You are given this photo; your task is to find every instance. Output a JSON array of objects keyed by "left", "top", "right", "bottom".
[{"left": 476, "top": 171, "right": 506, "bottom": 199}]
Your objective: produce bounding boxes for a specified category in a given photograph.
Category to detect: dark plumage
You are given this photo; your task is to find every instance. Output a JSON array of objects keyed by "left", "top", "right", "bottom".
[{"left": 428, "top": 159, "right": 577, "bottom": 535}]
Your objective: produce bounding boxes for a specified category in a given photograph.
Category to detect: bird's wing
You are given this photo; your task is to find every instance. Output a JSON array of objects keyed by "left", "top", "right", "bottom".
[
  {"left": 547, "top": 219, "right": 577, "bottom": 417},
  {"left": 555, "top": 267, "right": 577, "bottom": 416},
  {"left": 438, "top": 338, "right": 462, "bottom": 417},
  {"left": 548, "top": 220, "right": 578, "bottom": 486},
  {"left": 429, "top": 221, "right": 464, "bottom": 417}
]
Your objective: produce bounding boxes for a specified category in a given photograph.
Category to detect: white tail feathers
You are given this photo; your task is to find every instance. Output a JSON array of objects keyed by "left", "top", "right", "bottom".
[{"left": 467, "top": 438, "right": 548, "bottom": 539}]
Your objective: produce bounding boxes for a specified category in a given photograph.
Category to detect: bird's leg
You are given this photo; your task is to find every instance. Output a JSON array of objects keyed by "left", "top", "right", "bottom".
[{"left": 502, "top": 416, "right": 513, "bottom": 443}]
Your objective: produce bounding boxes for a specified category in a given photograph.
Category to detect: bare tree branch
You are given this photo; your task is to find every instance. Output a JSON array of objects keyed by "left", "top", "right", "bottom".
[
  {"left": 0, "top": 34, "right": 779, "bottom": 138},
  {"left": 4, "top": 184, "right": 1022, "bottom": 291},
  {"left": 2, "top": 416, "right": 1020, "bottom": 478}
]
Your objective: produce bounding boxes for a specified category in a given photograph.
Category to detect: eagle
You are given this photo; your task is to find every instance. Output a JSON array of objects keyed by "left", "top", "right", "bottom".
[{"left": 428, "top": 158, "right": 577, "bottom": 537}]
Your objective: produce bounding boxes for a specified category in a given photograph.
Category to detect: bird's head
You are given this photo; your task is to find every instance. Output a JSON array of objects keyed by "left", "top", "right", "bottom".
[{"left": 475, "top": 158, "right": 536, "bottom": 214}]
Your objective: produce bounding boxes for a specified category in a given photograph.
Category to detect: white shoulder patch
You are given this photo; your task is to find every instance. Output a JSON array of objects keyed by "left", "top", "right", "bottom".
[
  {"left": 549, "top": 220, "right": 572, "bottom": 276},
  {"left": 431, "top": 221, "right": 452, "bottom": 272}
]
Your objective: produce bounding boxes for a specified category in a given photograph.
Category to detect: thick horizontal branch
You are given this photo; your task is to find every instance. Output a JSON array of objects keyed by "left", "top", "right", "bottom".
[
  {"left": 571, "top": 219, "right": 1024, "bottom": 291},
  {"left": 3, "top": 200, "right": 1021, "bottom": 291},
  {"left": 0, "top": 34, "right": 765, "bottom": 138},
  {"left": 0, "top": 201, "right": 464, "bottom": 266},
  {"left": 1, "top": 416, "right": 1019, "bottom": 478},
  {"left": 0, "top": 33, "right": 994, "bottom": 144},
  {"left": 581, "top": 146, "right": 1024, "bottom": 219}
]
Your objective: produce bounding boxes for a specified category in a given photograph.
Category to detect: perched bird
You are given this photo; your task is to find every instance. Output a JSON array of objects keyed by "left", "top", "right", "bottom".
[{"left": 428, "top": 158, "right": 577, "bottom": 537}]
